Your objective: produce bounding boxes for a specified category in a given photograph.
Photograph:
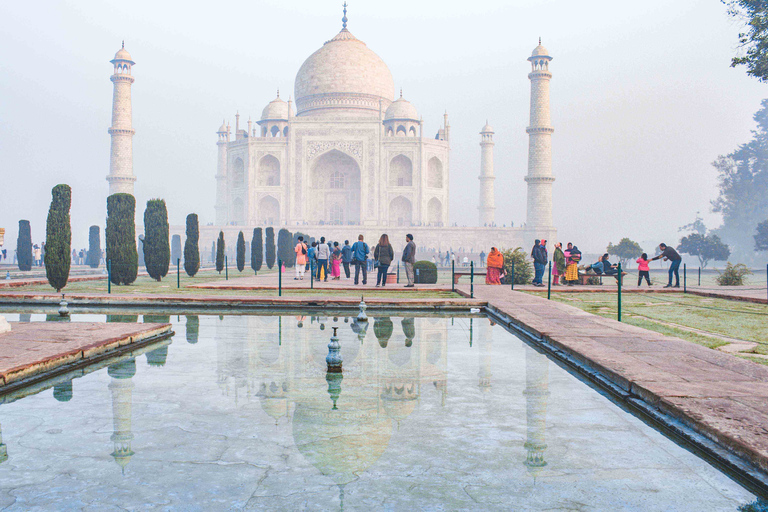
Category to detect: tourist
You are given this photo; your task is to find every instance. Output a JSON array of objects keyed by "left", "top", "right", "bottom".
[
  {"left": 341, "top": 240, "right": 352, "bottom": 279},
  {"left": 294, "top": 236, "right": 307, "bottom": 280},
  {"left": 308, "top": 242, "right": 317, "bottom": 277},
  {"left": 402, "top": 234, "right": 416, "bottom": 288},
  {"left": 530, "top": 239, "right": 547, "bottom": 286},
  {"left": 650, "top": 243, "right": 682, "bottom": 288},
  {"left": 552, "top": 243, "right": 565, "bottom": 285},
  {"left": 352, "top": 235, "right": 369, "bottom": 285},
  {"left": 637, "top": 252, "right": 652, "bottom": 286},
  {"left": 72, "top": 248, "right": 77, "bottom": 264},
  {"left": 590, "top": 254, "right": 617, "bottom": 276},
  {"left": 565, "top": 244, "right": 581, "bottom": 285},
  {"left": 331, "top": 242, "right": 342, "bottom": 280},
  {"left": 373, "top": 234, "right": 394, "bottom": 287},
  {"left": 33, "top": 245, "right": 41, "bottom": 267},
  {"left": 479, "top": 250, "right": 486, "bottom": 267},
  {"left": 444, "top": 250, "right": 450, "bottom": 267},
  {"left": 463, "top": 255, "right": 469, "bottom": 267},
  {"left": 485, "top": 247, "right": 504, "bottom": 285},
  {"left": 316, "top": 236, "right": 330, "bottom": 281}
]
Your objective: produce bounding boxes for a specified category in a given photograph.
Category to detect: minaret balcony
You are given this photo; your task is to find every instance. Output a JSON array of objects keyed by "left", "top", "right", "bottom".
[
  {"left": 110, "top": 75, "right": 135, "bottom": 84},
  {"left": 108, "top": 128, "right": 135, "bottom": 135},
  {"left": 527, "top": 71, "right": 552, "bottom": 80},
  {"left": 524, "top": 176, "right": 555, "bottom": 183},
  {"left": 525, "top": 127, "right": 554, "bottom": 135}
]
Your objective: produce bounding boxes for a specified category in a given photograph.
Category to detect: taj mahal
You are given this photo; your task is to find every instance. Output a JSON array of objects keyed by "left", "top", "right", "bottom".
[{"left": 108, "top": 6, "right": 557, "bottom": 251}]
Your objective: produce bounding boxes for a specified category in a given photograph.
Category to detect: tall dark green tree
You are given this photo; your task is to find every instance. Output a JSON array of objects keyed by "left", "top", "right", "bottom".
[
  {"left": 725, "top": 0, "right": 768, "bottom": 82},
  {"left": 183, "top": 213, "right": 200, "bottom": 277},
  {"left": 106, "top": 193, "right": 138, "bottom": 285},
  {"left": 755, "top": 220, "right": 768, "bottom": 251},
  {"left": 216, "top": 231, "right": 225, "bottom": 273},
  {"left": 86, "top": 226, "right": 100, "bottom": 268},
  {"left": 171, "top": 234, "right": 182, "bottom": 265},
  {"left": 606, "top": 238, "right": 644, "bottom": 267},
  {"left": 236, "top": 231, "right": 246, "bottom": 272},
  {"left": 251, "top": 227, "right": 263, "bottom": 274},
  {"left": 16, "top": 220, "right": 33, "bottom": 271},
  {"left": 143, "top": 199, "right": 170, "bottom": 281},
  {"left": 265, "top": 227, "right": 276, "bottom": 269},
  {"left": 277, "top": 228, "right": 293, "bottom": 267},
  {"left": 711, "top": 99, "right": 768, "bottom": 263},
  {"left": 44, "top": 184, "right": 72, "bottom": 292}
]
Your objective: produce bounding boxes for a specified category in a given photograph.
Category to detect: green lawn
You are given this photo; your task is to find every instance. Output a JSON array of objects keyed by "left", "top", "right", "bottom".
[{"left": 527, "top": 291, "right": 768, "bottom": 363}]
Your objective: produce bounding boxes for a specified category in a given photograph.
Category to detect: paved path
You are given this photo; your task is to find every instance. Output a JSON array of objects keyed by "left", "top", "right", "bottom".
[
  {"left": 0, "top": 321, "right": 172, "bottom": 387},
  {"left": 463, "top": 283, "right": 768, "bottom": 477}
]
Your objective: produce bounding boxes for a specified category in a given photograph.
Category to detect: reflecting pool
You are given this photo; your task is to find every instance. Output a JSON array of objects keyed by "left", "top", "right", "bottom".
[{"left": 0, "top": 313, "right": 758, "bottom": 510}]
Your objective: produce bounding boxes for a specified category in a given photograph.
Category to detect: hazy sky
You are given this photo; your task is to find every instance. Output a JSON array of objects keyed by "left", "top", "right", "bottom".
[{"left": 0, "top": 0, "right": 764, "bottom": 253}]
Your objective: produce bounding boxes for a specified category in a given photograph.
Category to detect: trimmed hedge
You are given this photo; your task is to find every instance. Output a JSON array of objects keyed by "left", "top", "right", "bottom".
[
  {"left": 216, "top": 231, "right": 225, "bottom": 273},
  {"left": 414, "top": 260, "right": 438, "bottom": 284},
  {"left": 45, "top": 184, "right": 72, "bottom": 291},
  {"left": 16, "top": 220, "right": 33, "bottom": 271},
  {"left": 143, "top": 199, "right": 170, "bottom": 281},
  {"left": 86, "top": 226, "right": 100, "bottom": 268},
  {"left": 106, "top": 193, "right": 138, "bottom": 285},
  {"left": 265, "top": 227, "right": 276, "bottom": 269},
  {"left": 277, "top": 228, "right": 293, "bottom": 267},
  {"left": 183, "top": 213, "right": 200, "bottom": 277},
  {"left": 251, "top": 228, "right": 263, "bottom": 274},
  {"left": 236, "top": 231, "right": 246, "bottom": 272}
]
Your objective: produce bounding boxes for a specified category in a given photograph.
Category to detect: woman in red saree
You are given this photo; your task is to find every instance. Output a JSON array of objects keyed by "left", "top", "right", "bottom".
[{"left": 485, "top": 247, "right": 504, "bottom": 285}]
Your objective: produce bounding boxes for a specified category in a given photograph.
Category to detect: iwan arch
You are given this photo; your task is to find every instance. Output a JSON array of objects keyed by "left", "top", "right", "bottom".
[{"left": 202, "top": 7, "right": 557, "bottom": 252}]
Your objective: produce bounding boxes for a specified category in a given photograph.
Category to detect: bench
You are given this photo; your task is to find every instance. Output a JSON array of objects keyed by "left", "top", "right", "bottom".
[
  {"left": 453, "top": 271, "right": 487, "bottom": 284},
  {"left": 578, "top": 272, "right": 627, "bottom": 285}
]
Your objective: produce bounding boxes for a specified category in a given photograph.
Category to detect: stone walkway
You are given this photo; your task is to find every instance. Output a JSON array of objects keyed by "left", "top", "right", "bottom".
[
  {"left": 0, "top": 321, "right": 172, "bottom": 387},
  {"left": 462, "top": 283, "right": 768, "bottom": 478}
]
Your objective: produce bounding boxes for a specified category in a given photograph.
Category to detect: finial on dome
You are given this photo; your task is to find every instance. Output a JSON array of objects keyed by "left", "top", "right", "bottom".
[
  {"left": 538, "top": 37, "right": 541, "bottom": 45},
  {"left": 122, "top": 40, "right": 125, "bottom": 49},
  {"left": 342, "top": 2, "right": 348, "bottom": 29},
  {"left": 276, "top": 88, "right": 280, "bottom": 98},
  {"left": 399, "top": 88, "right": 403, "bottom": 98}
]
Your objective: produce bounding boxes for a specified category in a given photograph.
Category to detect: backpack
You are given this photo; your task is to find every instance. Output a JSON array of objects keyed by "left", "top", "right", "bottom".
[{"left": 301, "top": 244, "right": 307, "bottom": 255}]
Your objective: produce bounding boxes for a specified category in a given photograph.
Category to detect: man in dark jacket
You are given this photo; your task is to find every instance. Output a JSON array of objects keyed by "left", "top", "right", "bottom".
[
  {"left": 402, "top": 234, "right": 416, "bottom": 287},
  {"left": 651, "top": 243, "right": 682, "bottom": 288},
  {"left": 531, "top": 239, "right": 547, "bottom": 286},
  {"left": 341, "top": 240, "right": 352, "bottom": 279}
]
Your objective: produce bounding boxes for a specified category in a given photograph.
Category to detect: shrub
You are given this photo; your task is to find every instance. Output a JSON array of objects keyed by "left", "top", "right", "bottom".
[
  {"left": 716, "top": 262, "right": 751, "bottom": 286},
  {"left": 106, "top": 193, "right": 138, "bottom": 285},
  {"left": 86, "top": 226, "right": 100, "bottom": 268},
  {"left": 183, "top": 213, "right": 200, "bottom": 277},
  {"left": 142, "top": 199, "right": 170, "bottom": 281},
  {"left": 265, "top": 227, "right": 276, "bottom": 269},
  {"left": 16, "top": 220, "right": 33, "bottom": 271},
  {"left": 414, "top": 260, "right": 437, "bottom": 284},
  {"left": 216, "top": 231, "right": 225, "bottom": 273},
  {"left": 277, "top": 228, "right": 293, "bottom": 267},
  {"left": 251, "top": 228, "right": 263, "bottom": 274},
  {"left": 44, "top": 184, "right": 72, "bottom": 292},
  {"left": 501, "top": 247, "right": 533, "bottom": 285},
  {"left": 236, "top": 231, "right": 246, "bottom": 272},
  {"left": 171, "top": 234, "right": 182, "bottom": 265}
]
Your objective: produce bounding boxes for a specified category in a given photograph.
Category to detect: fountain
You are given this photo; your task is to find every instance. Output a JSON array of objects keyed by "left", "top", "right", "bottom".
[
  {"left": 58, "top": 294, "right": 70, "bottom": 317},
  {"left": 356, "top": 296, "right": 368, "bottom": 322},
  {"left": 326, "top": 327, "right": 343, "bottom": 373}
]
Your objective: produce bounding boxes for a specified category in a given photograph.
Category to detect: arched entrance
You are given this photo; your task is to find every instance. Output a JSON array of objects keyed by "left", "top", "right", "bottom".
[
  {"left": 427, "top": 197, "right": 442, "bottom": 226},
  {"left": 258, "top": 196, "right": 280, "bottom": 225},
  {"left": 389, "top": 196, "right": 412, "bottom": 226},
  {"left": 309, "top": 150, "right": 361, "bottom": 225}
]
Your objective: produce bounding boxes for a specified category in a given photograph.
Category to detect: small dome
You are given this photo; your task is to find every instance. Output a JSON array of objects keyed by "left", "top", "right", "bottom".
[
  {"left": 261, "top": 95, "right": 290, "bottom": 121},
  {"left": 217, "top": 122, "right": 227, "bottom": 133},
  {"left": 531, "top": 40, "right": 550, "bottom": 58},
  {"left": 481, "top": 121, "right": 494, "bottom": 133},
  {"left": 384, "top": 96, "right": 418, "bottom": 121},
  {"left": 112, "top": 45, "right": 134, "bottom": 64}
]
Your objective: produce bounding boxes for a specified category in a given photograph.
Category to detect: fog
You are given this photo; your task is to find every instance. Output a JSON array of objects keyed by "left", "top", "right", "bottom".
[{"left": 0, "top": 0, "right": 764, "bottom": 255}]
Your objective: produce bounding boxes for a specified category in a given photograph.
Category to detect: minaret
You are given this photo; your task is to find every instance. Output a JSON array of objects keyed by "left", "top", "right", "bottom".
[
  {"left": 525, "top": 39, "right": 555, "bottom": 229},
  {"left": 478, "top": 121, "right": 496, "bottom": 226},
  {"left": 523, "top": 345, "right": 550, "bottom": 477},
  {"left": 215, "top": 121, "right": 229, "bottom": 225},
  {"left": 108, "top": 358, "right": 136, "bottom": 473},
  {"left": 107, "top": 42, "right": 137, "bottom": 196}
]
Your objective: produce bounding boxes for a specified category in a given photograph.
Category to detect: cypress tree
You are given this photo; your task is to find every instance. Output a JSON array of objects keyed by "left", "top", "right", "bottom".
[
  {"left": 16, "top": 220, "right": 33, "bottom": 271},
  {"left": 106, "top": 193, "right": 138, "bottom": 285},
  {"left": 210, "top": 241, "right": 215, "bottom": 264},
  {"left": 265, "top": 227, "right": 276, "bottom": 269},
  {"left": 171, "top": 234, "right": 182, "bottom": 265},
  {"left": 44, "top": 184, "right": 72, "bottom": 292},
  {"left": 86, "top": 225, "right": 100, "bottom": 268},
  {"left": 251, "top": 227, "right": 263, "bottom": 274},
  {"left": 277, "top": 228, "right": 293, "bottom": 267},
  {"left": 142, "top": 199, "right": 170, "bottom": 281},
  {"left": 137, "top": 235, "right": 145, "bottom": 267},
  {"left": 183, "top": 213, "right": 200, "bottom": 277},
  {"left": 236, "top": 231, "right": 246, "bottom": 272},
  {"left": 216, "top": 231, "right": 225, "bottom": 273}
]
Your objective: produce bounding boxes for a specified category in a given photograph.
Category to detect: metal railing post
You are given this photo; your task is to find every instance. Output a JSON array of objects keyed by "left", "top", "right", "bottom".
[
  {"left": 311, "top": 260, "right": 314, "bottom": 289},
  {"left": 470, "top": 261, "right": 474, "bottom": 299},
  {"left": 684, "top": 263, "right": 687, "bottom": 293},
  {"left": 451, "top": 260, "right": 455, "bottom": 292},
  {"left": 510, "top": 261, "right": 515, "bottom": 291},
  {"left": 278, "top": 258, "right": 282, "bottom": 297},
  {"left": 547, "top": 261, "right": 552, "bottom": 300},
  {"left": 177, "top": 258, "right": 180, "bottom": 289},
  {"left": 225, "top": 256, "right": 228, "bottom": 280},
  {"left": 617, "top": 262, "right": 622, "bottom": 322},
  {"left": 107, "top": 259, "right": 111, "bottom": 294},
  {"left": 698, "top": 266, "right": 701, "bottom": 286}
]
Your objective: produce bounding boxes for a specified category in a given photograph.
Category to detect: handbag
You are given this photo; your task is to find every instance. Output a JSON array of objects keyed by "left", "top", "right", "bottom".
[{"left": 374, "top": 260, "right": 380, "bottom": 268}]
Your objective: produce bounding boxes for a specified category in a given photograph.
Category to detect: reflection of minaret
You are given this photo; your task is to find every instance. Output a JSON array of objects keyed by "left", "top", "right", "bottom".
[
  {"left": 478, "top": 321, "right": 493, "bottom": 392},
  {"left": 108, "top": 358, "right": 136, "bottom": 473},
  {"left": 523, "top": 345, "right": 550, "bottom": 477},
  {"left": 0, "top": 423, "right": 7, "bottom": 464}
]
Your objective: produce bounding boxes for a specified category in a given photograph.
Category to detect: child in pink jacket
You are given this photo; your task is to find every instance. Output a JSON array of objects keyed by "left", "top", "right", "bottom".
[{"left": 636, "top": 253, "right": 651, "bottom": 286}]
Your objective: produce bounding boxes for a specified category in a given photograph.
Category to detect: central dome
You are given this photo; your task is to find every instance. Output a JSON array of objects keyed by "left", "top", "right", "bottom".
[{"left": 294, "top": 28, "right": 395, "bottom": 117}]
